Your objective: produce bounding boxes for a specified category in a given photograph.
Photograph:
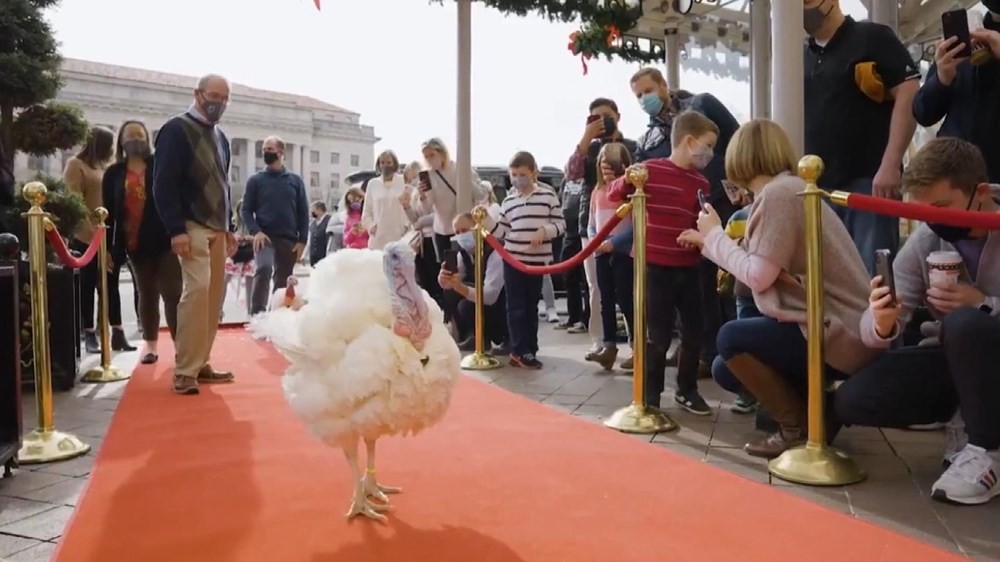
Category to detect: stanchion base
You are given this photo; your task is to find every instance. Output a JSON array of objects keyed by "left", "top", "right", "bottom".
[
  {"left": 18, "top": 429, "right": 91, "bottom": 465},
  {"left": 460, "top": 352, "right": 503, "bottom": 371},
  {"left": 768, "top": 443, "right": 867, "bottom": 487},
  {"left": 604, "top": 403, "right": 677, "bottom": 434},
  {"left": 81, "top": 364, "right": 130, "bottom": 384}
]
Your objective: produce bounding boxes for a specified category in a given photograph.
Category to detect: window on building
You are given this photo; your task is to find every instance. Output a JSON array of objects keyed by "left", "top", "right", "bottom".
[
  {"left": 350, "top": 154, "right": 360, "bottom": 167},
  {"left": 255, "top": 141, "right": 263, "bottom": 158},
  {"left": 310, "top": 172, "right": 319, "bottom": 187},
  {"left": 310, "top": 150, "right": 320, "bottom": 164},
  {"left": 231, "top": 167, "right": 241, "bottom": 183},
  {"left": 232, "top": 142, "right": 241, "bottom": 156},
  {"left": 330, "top": 173, "right": 340, "bottom": 189},
  {"left": 330, "top": 152, "right": 340, "bottom": 164},
  {"left": 27, "top": 155, "right": 44, "bottom": 172}
]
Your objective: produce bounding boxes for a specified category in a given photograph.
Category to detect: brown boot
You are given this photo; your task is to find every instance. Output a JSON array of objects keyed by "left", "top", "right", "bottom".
[
  {"left": 585, "top": 346, "right": 618, "bottom": 371},
  {"left": 724, "top": 353, "right": 807, "bottom": 459}
]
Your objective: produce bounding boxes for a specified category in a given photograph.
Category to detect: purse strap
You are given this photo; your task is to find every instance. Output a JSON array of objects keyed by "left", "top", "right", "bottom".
[{"left": 435, "top": 170, "right": 457, "bottom": 197}]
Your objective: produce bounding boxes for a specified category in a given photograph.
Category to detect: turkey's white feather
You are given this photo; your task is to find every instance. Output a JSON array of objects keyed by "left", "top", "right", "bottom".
[{"left": 250, "top": 248, "right": 460, "bottom": 448}]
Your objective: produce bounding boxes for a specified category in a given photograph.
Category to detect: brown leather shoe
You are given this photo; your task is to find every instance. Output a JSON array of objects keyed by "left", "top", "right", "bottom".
[
  {"left": 585, "top": 346, "right": 618, "bottom": 371},
  {"left": 744, "top": 427, "right": 806, "bottom": 459},
  {"left": 197, "top": 365, "right": 234, "bottom": 383},
  {"left": 173, "top": 375, "right": 199, "bottom": 395}
]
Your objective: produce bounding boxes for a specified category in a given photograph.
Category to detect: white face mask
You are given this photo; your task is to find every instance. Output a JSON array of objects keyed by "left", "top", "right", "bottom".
[
  {"left": 453, "top": 231, "right": 475, "bottom": 253},
  {"left": 690, "top": 140, "right": 714, "bottom": 170}
]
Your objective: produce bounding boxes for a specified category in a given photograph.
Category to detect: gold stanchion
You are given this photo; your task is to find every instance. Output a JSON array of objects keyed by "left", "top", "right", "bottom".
[
  {"left": 17, "top": 182, "right": 91, "bottom": 465},
  {"left": 605, "top": 165, "right": 677, "bottom": 434},
  {"left": 82, "top": 207, "right": 129, "bottom": 383},
  {"left": 459, "top": 207, "right": 502, "bottom": 371},
  {"left": 768, "top": 156, "right": 866, "bottom": 486}
]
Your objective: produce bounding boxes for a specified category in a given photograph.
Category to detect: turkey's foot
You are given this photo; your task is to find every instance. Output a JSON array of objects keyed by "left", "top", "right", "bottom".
[
  {"left": 363, "top": 471, "right": 402, "bottom": 505},
  {"left": 346, "top": 480, "right": 390, "bottom": 522}
]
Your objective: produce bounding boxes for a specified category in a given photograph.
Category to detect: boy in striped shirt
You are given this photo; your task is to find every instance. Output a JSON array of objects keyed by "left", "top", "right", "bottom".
[
  {"left": 483, "top": 151, "right": 566, "bottom": 369},
  {"left": 604, "top": 110, "right": 719, "bottom": 414}
]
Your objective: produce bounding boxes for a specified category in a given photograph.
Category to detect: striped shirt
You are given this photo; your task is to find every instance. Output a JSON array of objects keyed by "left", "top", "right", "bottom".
[
  {"left": 488, "top": 183, "right": 566, "bottom": 264},
  {"left": 607, "top": 158, "right": 706, "bottom": 267}
]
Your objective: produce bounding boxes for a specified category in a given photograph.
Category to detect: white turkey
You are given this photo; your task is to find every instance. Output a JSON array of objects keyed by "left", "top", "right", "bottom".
[{"left": 250, "top": 242, "right": 462, "bottom": 521}]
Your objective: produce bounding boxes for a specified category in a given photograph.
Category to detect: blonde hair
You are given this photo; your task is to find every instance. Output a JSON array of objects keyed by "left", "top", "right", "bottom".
[
  {"left": 724, "top": 119, "right": 798, "bottom": 188},
  {"left": 402, "top": 160, "right": 422, "bottom": 180},
  {"left": 595, "top": 142, "right": 632, "bottom": 188},
  {"left": 421, "top": 138, "right": 451, "bottom": 167}
]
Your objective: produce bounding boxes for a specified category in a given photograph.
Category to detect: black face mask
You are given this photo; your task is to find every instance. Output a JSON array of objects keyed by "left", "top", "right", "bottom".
[
  {"left": 602, "top": 116, "right": 617, "bottom": 139},
  {"left": 928, "top": 193, "right": 979, "bottom": 243},
  {"left": 263, "top": 152, "right": 280, "bottom": 165},
  {"left": 123, "top": 139, "right": 148, "bottom": 158}
]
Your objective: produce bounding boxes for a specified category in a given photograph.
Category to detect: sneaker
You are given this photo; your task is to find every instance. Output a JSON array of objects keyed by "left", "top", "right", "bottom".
[
  {"left": 555, "top": 321, "right": 571, "bottom": 330},
  {"left": 731, "top": 393, "right": 758, "bottom": 414},
  {"left": 931, "top": 445, "right": 1000, "bottom": 505},
  {"left": 173, "top": 375, "right": 199, "bottom": 395},
  {"left": 619, "top": 356, "right": 634, "bottom": 371},
  {"left": 567, "top": 322, "right": 587, "bottom": 334},
  {"left": 943, "top": 412, "right": 968, "bottom": 468},
  {"left": 510, "top": 353, "right": 543, "bottom": 370},
  {"left": 491, "top": 341, "right": 509, "bottom": 355},
  {"left": 546, "top": 309, "right": 560, "bottom": 323},
  {"left": 457, "top": 337, "right": 476, "bottom": 352},
  {"left": 675, "top": 391, "right": 712, "bottom": 416}
]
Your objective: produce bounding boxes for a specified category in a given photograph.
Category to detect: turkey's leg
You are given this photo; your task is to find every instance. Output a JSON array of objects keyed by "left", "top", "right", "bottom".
[
  {"left": 362, "top": 437, "right": 402, "bottom": 505},
  {"left": 344, "top": 438, "right": 388, "bottom": 522}
]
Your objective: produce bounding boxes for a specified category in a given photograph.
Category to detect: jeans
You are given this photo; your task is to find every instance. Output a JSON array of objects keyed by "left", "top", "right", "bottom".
[
  {"left": 829, "top": 177, "right": 900, "bottom": 275},
  {"left": 595, "top": 252, "right": 634, "bottom": 346},
  {"left": 713, "top": 316, "right": 847, "bottom": 397},
  {"left": 711, "top": 299, "right": 762, "bottom": 394},
  {"left": 71, "top": 238, "right": 124, "bottom": 330},
  {"left": 835, "top": 307, "right": 1000, "bottom": 450},
  {"left": 644, "top": 265, "right": 702, "bottom": 406},
  {"left": 561, "top": 238, "right": 588, "bottom": 325},
  {"left": 250, "top": 237, "right": 297, "bottom": 315},
  {"left": 503, "top": 262, "right": 543, "bottom": 357}
]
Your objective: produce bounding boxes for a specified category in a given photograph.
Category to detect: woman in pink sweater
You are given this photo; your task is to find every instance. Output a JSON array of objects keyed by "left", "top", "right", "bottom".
[
  {"left": 678, "top": 119, "right": 879, "bottom": 460},
  {"left": 341, "top": 187, "right": 369, "bottom": 250}
]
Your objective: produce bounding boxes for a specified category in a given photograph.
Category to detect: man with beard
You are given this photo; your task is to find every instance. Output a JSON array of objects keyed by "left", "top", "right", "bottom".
[
  {"left": 628, "top": 67, "right": 741, "bottom": 379},
  {"left": 803, "top": 0, "right": 919, "bottom": 272},
  {"left": 153, "top": 74, "right": 238, "bottom": 395}
]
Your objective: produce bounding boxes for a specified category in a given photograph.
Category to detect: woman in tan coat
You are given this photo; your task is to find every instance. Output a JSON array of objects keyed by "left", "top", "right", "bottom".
[
  {"left": 678, "top": 119, "right": 880, "bottom": 459},
  {"left": 63, "top": 126, "right": 134, "bottom": 354}
]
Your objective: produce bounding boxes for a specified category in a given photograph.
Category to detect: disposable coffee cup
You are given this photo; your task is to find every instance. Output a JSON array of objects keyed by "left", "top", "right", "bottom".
[{"left": 927, "top": 251, "right": 962, "bottom": 288}]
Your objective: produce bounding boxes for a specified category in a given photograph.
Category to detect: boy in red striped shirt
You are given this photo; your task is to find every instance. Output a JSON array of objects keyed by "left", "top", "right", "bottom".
[{"left": 604, "top": 110, "right": 719, "bottom": 415}]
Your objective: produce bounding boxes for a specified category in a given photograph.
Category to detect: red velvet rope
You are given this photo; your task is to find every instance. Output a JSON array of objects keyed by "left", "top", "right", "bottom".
[
  {"left": 46, "top": 226, "right": 104, "bottom": 269},
  {"left": 844, "top": 193, "right": 1000, "bottom": 230},
  {"left": 485, "top": 212, "right": 626, "bottom": 275}
]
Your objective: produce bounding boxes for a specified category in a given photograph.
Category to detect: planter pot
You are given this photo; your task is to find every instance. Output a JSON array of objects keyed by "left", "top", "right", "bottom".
[
  {"left": 16, "top": 261, "right": 80, "bottom": 392},
  {"left": 0, "top": 257, "right": 22, "bottom": 476}
]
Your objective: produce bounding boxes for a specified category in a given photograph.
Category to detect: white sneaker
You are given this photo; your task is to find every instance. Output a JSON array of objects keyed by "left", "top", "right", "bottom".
[
  {"left": 546, "top": 309, "right": 560, "bottom": 323},
  {"left": 931, "top": 444, "right": 1000, "bottom": 505},
  {"left": 943, "top": 412, "right": 968, "bottom": 467}
]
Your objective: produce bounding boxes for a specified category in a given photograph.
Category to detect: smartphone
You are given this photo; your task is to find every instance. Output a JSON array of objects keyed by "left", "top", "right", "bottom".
[
  {"left": 418, "top": 170, "right": 431, "bottom": 192},
  {"left": 874, "top": 249, "right": 896, "bottom": 306},
  {"left": 942, "top": 9, "right": 972, "bottom": 59},
  {"left": 443, "top": 249, "right": 459, "bottom": 273},
  {"left": 697, "top": 189, "right": 709, "bottom": 212},
  {"left": 586, "top": 114, "right": 600, "bottom": 124}
]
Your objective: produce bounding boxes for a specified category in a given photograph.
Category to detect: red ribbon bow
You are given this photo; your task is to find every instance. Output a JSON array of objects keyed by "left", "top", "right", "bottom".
[{"left": 568, "top": 31, "right": 593, "bottom": 75}]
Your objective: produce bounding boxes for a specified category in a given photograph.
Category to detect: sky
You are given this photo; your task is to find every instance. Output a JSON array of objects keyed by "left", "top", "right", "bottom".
[{"left": 45, "top": 0, "right": 870, "bottom": 168}]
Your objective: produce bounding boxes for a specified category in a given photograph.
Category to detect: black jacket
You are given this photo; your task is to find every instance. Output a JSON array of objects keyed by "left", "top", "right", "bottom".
[{"left": 102, "top": 156, "right": 172, "bottom": 265}]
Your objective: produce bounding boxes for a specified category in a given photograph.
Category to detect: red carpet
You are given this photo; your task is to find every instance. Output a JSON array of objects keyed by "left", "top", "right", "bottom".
[{"left": 53, "top": 329, "right": 965, "bottom": 562}]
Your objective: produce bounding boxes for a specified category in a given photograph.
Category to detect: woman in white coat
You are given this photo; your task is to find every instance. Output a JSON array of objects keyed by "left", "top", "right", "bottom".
[{"left": 361, "top": 150, "right": 411, "bottom": 250}]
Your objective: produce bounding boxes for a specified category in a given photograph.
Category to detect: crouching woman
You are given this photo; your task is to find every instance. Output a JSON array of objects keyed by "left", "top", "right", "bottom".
[{"left": 677, "top": 119, "right": 881, "bottom": 459}]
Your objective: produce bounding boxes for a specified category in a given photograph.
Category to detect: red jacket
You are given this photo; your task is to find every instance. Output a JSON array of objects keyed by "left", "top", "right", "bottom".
[{"left": 607, "top": 158, "right": 706, "bottom": 267}]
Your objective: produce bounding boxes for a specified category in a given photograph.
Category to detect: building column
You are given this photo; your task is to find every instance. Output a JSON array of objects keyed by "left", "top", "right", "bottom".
[
  {"left": 665, "top": 28, "right": 681, "bottom": 90},
  {"left": 287, "top": 142, "right": 298, "bottom": 173},
  {"left": 771, "top": 0, "right": 804, "bottom": 154},
  {"left": 245, "top": 139, "right": 255, "bottom": 181},
  {"left": 300, "top": 145, "right": 311, "bottom": 188},
  {"left": 750, "top": 0, "right": 771, "bottom": 119},
  {"left": 869, "top": 0, "right": 899, "bottom": 32},
  {"left": 455, "top": 0, "right": 473, "bottom": 213}
]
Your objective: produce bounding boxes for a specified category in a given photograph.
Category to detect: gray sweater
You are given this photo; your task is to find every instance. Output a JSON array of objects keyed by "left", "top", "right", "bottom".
[{"left": 860, "top": 190, "right": 1000, "bottom": 348}]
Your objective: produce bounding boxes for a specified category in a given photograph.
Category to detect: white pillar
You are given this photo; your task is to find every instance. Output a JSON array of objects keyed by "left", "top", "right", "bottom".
[
  {"left": 665, "top": 29, "right": 681, "bottom": 90},
  {"left": 245, "top": 139, "right": 255, "bottom": 179},
  {"left": 771, "top": 0, "right": 804, "bottom": 155},
  {"left": 750, "top": 0, "right": 771, "bottom": 119},
  {"left": 301, "top": 145, "right": 311, "bottom": 187},
  {"left": 456, "top": 0, "right": 473, "bottom": 214},
  {"left": 869, "top": 0, "right": 898, "bottom": 32},
  {"left": 287, "top": 142, "right": 298, "bottom": 173}
]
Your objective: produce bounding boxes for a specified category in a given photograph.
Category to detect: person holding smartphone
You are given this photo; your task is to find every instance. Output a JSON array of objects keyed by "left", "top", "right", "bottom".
[{"left": 836, "top": 138, "right": 1000, "bottom": 506}]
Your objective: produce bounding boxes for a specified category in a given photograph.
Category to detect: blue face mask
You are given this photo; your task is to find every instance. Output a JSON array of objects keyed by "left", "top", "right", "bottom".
[
  {"left": 640, "top": 93, "right": 664, "bottom": 116},
  {"left": 454, "top": 231, "right": 475, "bottom": 253},
  {"left": 510, "top": 175, "right": 531, "bottom": 190}
]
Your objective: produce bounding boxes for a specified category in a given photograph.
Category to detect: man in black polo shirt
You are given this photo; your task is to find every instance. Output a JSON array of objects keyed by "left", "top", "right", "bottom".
[{"left": 804, "top": 0, "right": 920, "bottom": 272}]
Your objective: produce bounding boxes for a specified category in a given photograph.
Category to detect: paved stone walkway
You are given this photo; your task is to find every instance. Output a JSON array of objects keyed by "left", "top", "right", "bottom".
[{"left": 0, "top": 279, "right": 997, "bottom": 561}]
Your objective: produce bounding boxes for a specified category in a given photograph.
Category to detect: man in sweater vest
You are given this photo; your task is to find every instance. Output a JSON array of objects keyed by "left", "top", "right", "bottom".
[{"left": 153, "top": 74, "right": 237, "bottom": 395}]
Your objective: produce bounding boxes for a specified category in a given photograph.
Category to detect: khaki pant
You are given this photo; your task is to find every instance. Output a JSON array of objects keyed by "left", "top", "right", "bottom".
[{"left": 174, "top": 221, "right": 227, "bottom": 377}]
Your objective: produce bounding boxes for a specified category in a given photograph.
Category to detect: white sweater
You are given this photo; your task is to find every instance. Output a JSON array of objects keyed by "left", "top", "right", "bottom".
[
  {"left": 419, "top": 161, "right": 484, "bottom": 236},
  {"left": 361, "top": 173, "right": 410, "bottom": 250}
]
